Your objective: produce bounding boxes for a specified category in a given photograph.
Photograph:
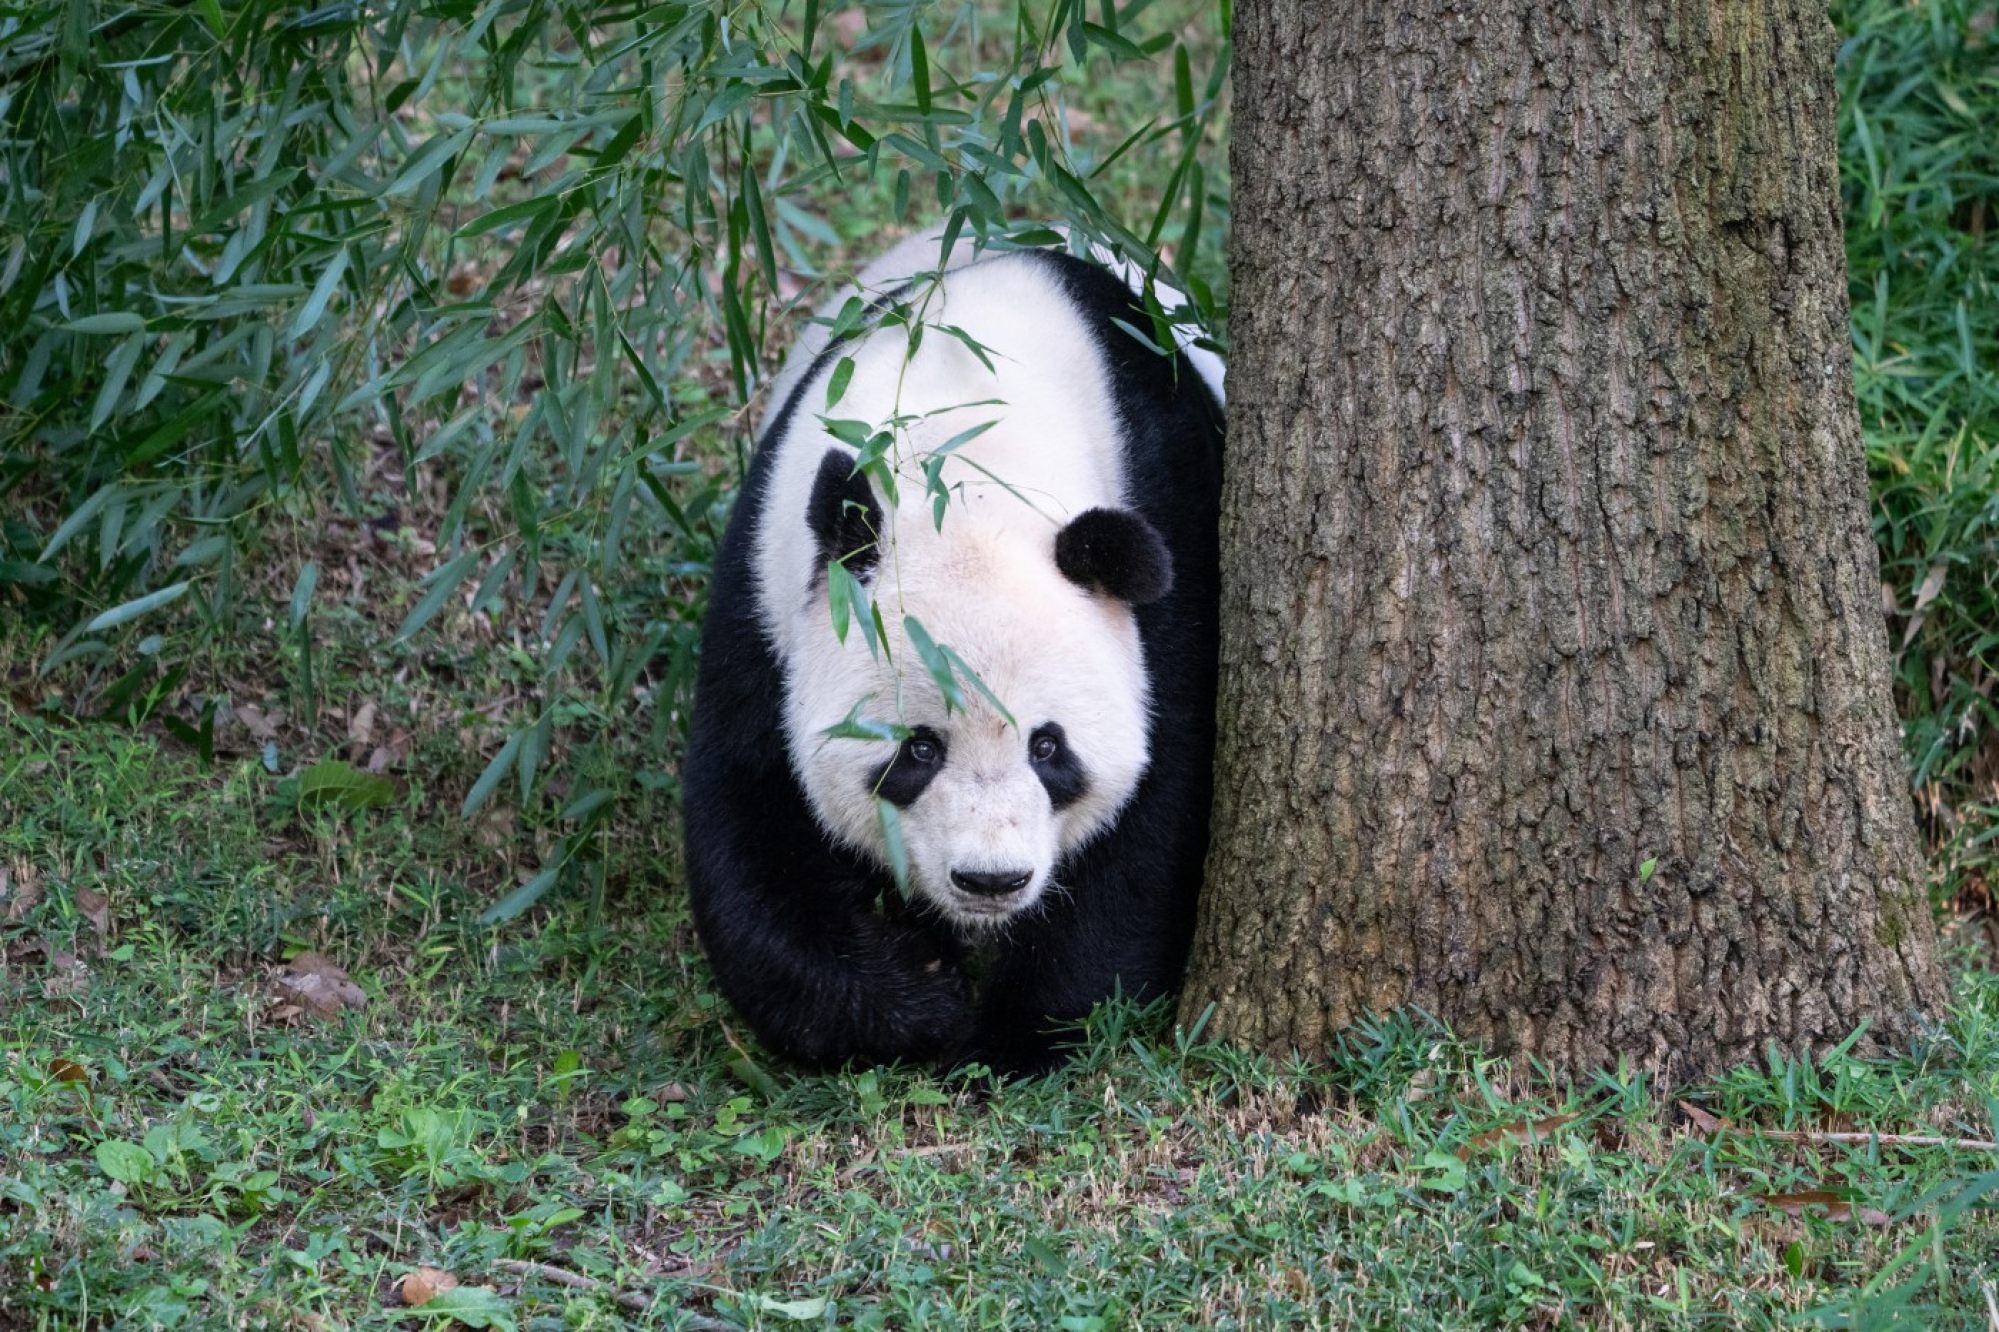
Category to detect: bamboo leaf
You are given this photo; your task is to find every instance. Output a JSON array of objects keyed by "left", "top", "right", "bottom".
[
  {"left": 65, "top": 313, "right": 146, "bottom": 336},
  {"left": 825, "top": 356, "right": 855, "bottom": 410},
  {"left": 464, "top": 730, "right": 525, "bottom": 817},
  {"left": 903, "top": 615, "right": 965, "bottom": 713},
  {"left": 876, "top": 799, "right": 912, "bottom": 898},
  {"left": 394, "top": 550, "right": 479, "bottom": 641},
  {"left": 290, "top": 245, "right": 350, "bottom": 339},
  {"left": 479, "top": 866, "right": 559, "bottom": 924},
  {"left": 85, "top": 581, "right": 190, "bottom": 633},
  {"left": 290, "top": 561, "right": 319, "bottom": 630},
  {"left": 383, "top": 127, "right": 473, "bottom": 197}
]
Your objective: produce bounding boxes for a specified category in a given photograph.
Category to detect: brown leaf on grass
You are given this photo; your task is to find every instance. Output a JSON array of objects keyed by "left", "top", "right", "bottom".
[
  {"left": 233, "top": 703, "right": 280, "bottom": 742},
  {"left": 41, "top": 950, "right": 88, "bottom": 998},
  {"left": 4, "top": 862, "right": 44, "bottom": 921},
  {"left": 74, "top": 885, "right": 110, "bottom": 946},
  {"left": 1677, "top": 1100, "right": 1727, "bottom": 1135},
  {"left": 48, "top": 1057, "right": 89, "bottom": 1086},
  {"left": 271, "top": 952, "right": 367, "bottom": 1019},
  {"left": 391, "top": 1267, "right": 460, "bottom": 1308},
  {"left": 365, "top": 729, "right": 412, "bottom": 775},
  {"left": 348, "top": 702, "right": 378, "bottom": 748},
  {"left": 1457, "top": 1113, "right": 1579, "bottom": 1159},
  {"left": 1756, "top": 1190, "right": 1897, "bottom": 1226},
  {"left": 1900, "top": 562, "right": 1949, "bottom": 649}
]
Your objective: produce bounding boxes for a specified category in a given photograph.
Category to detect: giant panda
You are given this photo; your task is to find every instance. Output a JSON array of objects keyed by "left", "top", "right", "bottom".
[{"left": 680, "top": 229, "right": 1224, "bottom": 1075}]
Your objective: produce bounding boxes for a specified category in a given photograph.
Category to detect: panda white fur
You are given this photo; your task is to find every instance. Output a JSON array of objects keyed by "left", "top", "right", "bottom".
[{"left": 681, "top": 232, "right": 1224, "bottom": 1073}]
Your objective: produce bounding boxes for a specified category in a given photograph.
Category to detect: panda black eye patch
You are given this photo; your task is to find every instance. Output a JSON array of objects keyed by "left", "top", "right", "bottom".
[
  {"left": 1029, "top": 722, "right": 1088, "bottom": 809},
  {"left": 869, "top": 726, "right": 946, "bottom": 808}
]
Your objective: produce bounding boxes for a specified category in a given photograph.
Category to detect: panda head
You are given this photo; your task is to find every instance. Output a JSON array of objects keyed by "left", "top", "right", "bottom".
[{"left": 787, "top": 448, "right": 1174, "bottom": 930}]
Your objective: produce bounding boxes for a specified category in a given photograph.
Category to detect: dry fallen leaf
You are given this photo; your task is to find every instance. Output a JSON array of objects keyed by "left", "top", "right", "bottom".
[
  {"left": 1458, "top": 1113, "right": 1579, "bottom": 1158},
  {"left": 1900, "top": 562, "right": 1949, "bottom": 649},
  {"left": 1757, "top": 1190, "right": 1896, "bottom": 1226},
  {"left": 49, "top": 1057, "right": 90, "bottom": 1086},
  {"left": 234, "top": 703, "right": 280, "bottom": 742},
  {"left": 4, "top": 862, "right": 44, "bottom": 921},
  {"left": 272, "top": 952, "right": 367, "bottom": 1019},
  {"left": 348, "top": 702, "right": 379, "bottom": 748},
  {"left": 42, "top": 950, "right": 88, "bottom": 998},
  {"left": 74, "top": 885, "right": 110, "bottom": 945},
  {"left": 365, "top": 729, "right": 412, "bottom": 775},
  {"left": 1678, "top": 1100, "right": 1727, "bottom": 1135},
  {"left": 393, "top": 1266, "right": 460, "bottom": 1308}
]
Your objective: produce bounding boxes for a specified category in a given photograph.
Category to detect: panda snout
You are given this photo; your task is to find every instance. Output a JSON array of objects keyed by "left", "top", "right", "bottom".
[{"left": 950, "top": 866, "right": 1033, "bottom": 897}]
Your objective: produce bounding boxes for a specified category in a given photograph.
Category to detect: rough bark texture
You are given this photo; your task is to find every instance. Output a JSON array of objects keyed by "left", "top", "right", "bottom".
[{"left": 1182, "top": 0, "right": 1947, "bottom": 1079}]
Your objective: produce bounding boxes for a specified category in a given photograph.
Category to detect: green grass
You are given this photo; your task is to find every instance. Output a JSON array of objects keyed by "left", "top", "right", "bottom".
[
  {"left": 5, "top": 668, "right": 1999, "bottom": 1331},
  {"left": 1839, "top": 0, "right": 1999, "bottom": 899}
]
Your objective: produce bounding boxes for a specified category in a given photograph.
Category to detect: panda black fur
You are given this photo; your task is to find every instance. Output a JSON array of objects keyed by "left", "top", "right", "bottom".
[{"left": 680, "top": 241, "right": 1223, "bottom": 1075}]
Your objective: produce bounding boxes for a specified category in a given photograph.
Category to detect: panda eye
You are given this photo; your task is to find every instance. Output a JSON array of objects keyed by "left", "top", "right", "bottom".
[
  {"left": 905, "top": 734, "right": 942, "bottom": 766},
  {"left": 1030, "top": 731, "right": 1060, "bottom": 764}
]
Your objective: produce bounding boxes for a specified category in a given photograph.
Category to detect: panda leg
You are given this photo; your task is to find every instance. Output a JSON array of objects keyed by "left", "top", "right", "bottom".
[
  {"left": 965, "top": 872, "right": 1197, "bottom": 1076},
  {"left": 684, "top": 794, "right": 975, "bottom": 1071}
]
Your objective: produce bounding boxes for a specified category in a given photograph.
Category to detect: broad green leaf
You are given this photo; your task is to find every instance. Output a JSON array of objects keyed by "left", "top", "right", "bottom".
[
  {"left": 296, "top": 759, "right": 395, "bottom": 811},
  {"left": 95, "top": 1140, "right": 156, "bottom": 1186},
  {"left": 739, "top": 1293, "right": 830, "bottom": 1322},
  {"left": 400, "top": 1284, "right": 517, "bottom": 1330}
]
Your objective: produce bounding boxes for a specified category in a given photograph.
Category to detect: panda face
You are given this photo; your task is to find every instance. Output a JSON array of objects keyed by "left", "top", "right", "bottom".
[
  {"left": 753, "top": 253, "right": 1178, "bottom": 931},
  {"left": 781, "top": 521, "right": 1154, "bottom": 931}
]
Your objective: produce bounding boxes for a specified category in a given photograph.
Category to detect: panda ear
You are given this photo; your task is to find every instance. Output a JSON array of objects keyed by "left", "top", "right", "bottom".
[
  {"left": 1055, "top": 507, "right": 1173, "bottom": 606},
  {"left": 809, "top": 449, "right": 883, "bottom": 580}
]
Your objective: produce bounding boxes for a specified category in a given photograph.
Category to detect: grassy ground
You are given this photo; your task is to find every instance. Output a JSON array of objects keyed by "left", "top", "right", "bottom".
[
  {"left": 4, "top": 643, "right": 1999, "bottom": 1331},
  {"left": 4, "top": 0, "right": 1998, "bottom": 1328}
]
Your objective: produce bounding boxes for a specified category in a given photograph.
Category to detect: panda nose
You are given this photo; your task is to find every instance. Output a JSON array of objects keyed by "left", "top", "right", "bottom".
[{"left": 950, "top": 866, "right": 1033, "bottom": 897}]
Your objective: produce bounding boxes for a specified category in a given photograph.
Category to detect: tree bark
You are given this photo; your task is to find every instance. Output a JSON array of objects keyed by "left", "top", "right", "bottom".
[{"left": 1182, "top": 0, "right": 1947, "bottom": 1079}]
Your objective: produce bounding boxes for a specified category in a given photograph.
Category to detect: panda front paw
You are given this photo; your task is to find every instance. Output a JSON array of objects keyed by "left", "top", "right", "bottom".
[
  {"left": 744, "top": 919, "right": 975, "bottom": 1071},
  {"left": 947, "top": 1025, "right": 1075, "bottom": 1081}
]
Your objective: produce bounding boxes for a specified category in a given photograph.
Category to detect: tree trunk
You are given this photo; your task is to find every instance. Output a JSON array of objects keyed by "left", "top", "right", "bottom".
[{"left": 1182, "top": 0, "right": 1947, "bottom": 1079}]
